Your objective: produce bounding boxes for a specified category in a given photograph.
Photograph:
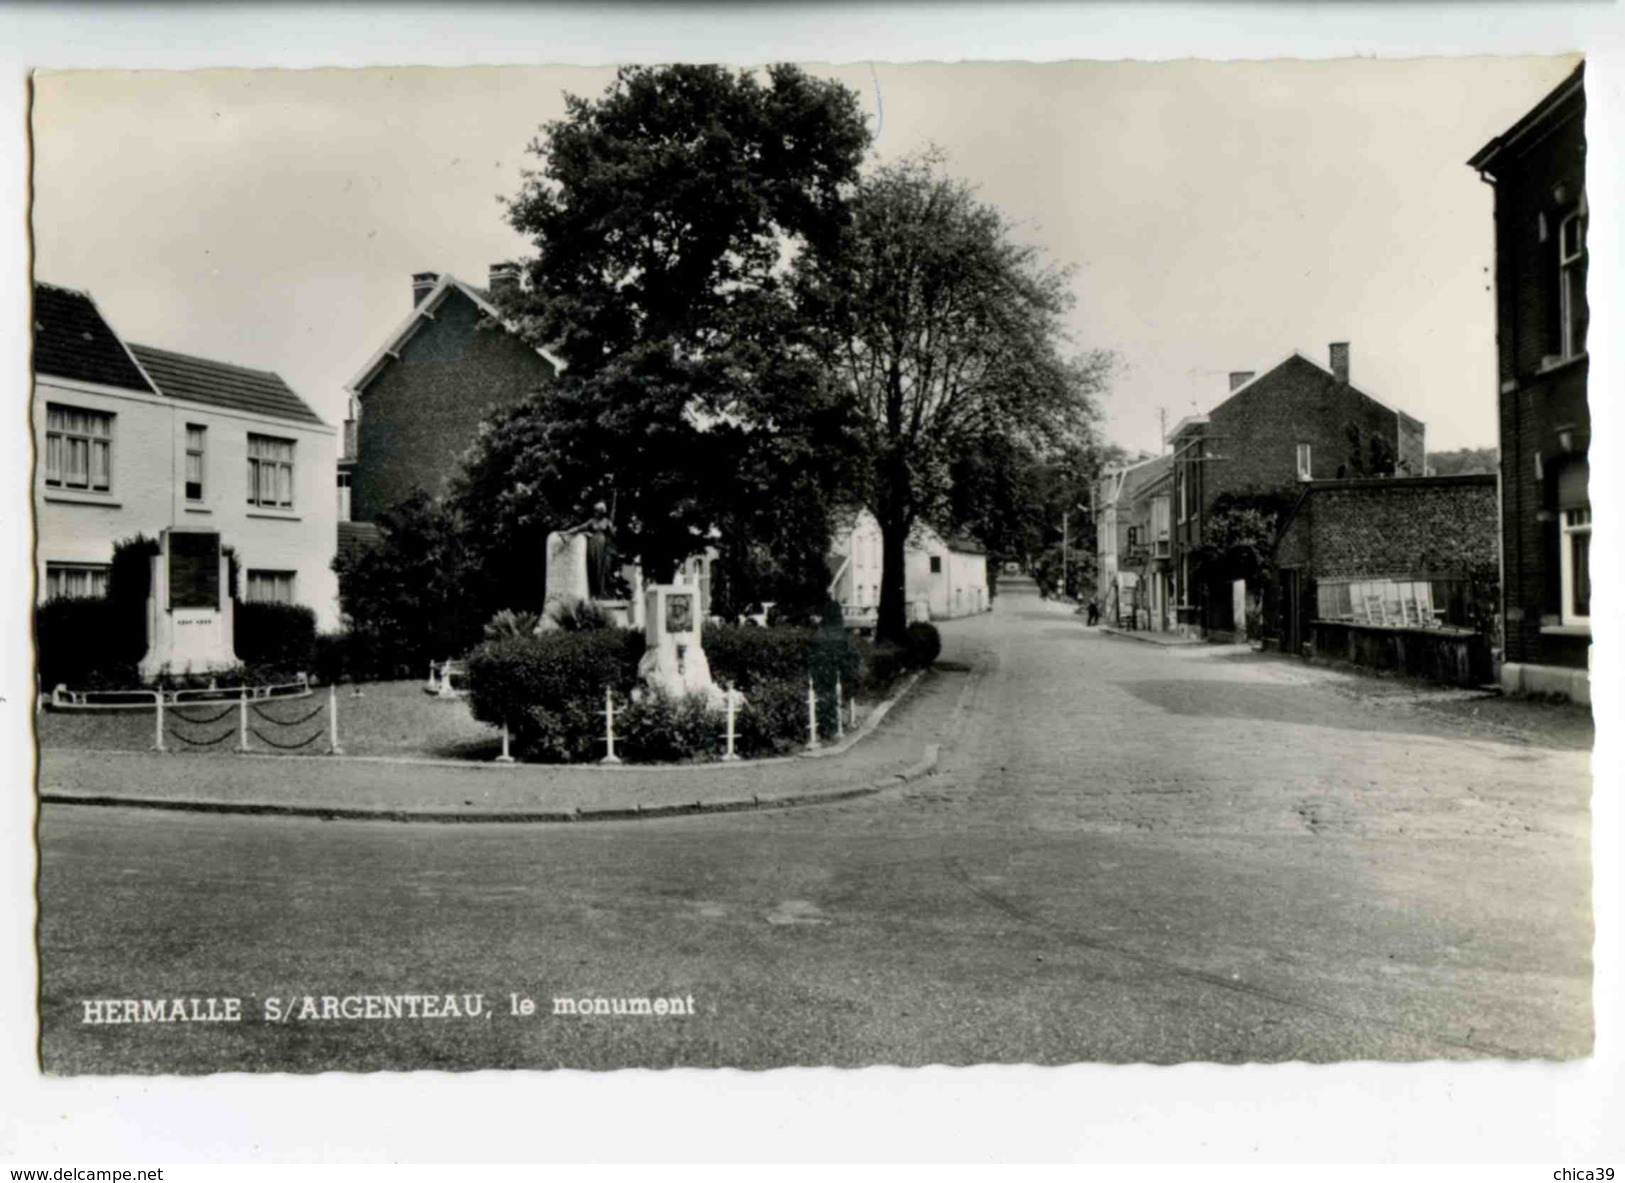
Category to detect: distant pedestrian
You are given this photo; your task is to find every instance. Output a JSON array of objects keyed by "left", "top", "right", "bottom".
[{"left": 1086, "top": 600, "right": 1100, "bottom": 626}]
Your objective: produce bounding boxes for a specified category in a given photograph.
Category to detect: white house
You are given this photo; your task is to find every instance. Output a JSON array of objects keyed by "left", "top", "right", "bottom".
[
  {"left": 827, "top": 508, "right": 990, "bottom": 625},
  {"left": 33, "top": 283, "right": 340, "bottom": 630}
]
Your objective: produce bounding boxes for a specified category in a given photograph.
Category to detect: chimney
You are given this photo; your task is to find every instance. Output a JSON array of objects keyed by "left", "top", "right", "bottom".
[
  {"left": 488, "top": 261, "right": 521, "bottom": 300},
  {"left": 411, "top": 272, "right": 439, "bottom": 307},
  {"left": 1329, "top": 342, "right": 1350, "bottom": 384},
  {"left": 1228, "top": 371, "right": 1255, "bottom": 392}
]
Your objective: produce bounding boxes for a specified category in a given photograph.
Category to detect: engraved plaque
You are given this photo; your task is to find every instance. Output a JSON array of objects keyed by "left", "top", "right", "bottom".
[
  {"left": 665, "top": 592, "right": 694, "bottom": 635},
  {"left": 169, "top": 531, "right": 221, "bottom": 610}
]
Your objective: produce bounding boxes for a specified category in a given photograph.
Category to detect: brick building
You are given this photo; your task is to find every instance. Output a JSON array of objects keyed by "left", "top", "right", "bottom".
[
  {"left": 341, "top": 266, "right": 563, "bottom": 523},
  {"left": 1167, "top": 346, "right": 1427, "bottom": 639},
  {"left": 1269, "top": 475, "right": 1499, "bottom": 681},
  {"left": 1468, "top": 63, "right": 1590, "bottom": 703}
]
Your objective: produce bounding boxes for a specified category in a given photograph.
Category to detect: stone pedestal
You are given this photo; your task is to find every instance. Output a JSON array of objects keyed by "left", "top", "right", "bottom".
[
  {"left": 139, "top": 528, "right": 238, "bottom": 681},
  {"left": 637, "top": 583, "right": 723, "bottom": 706},
  {"left": 542, "top": 531, "right": 591, "bottom": 624}
]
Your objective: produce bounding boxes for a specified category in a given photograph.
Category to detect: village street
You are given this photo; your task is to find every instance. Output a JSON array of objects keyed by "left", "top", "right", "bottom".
[{"left": 37, "top": 580, "right": 1593, "bottom": 1072}]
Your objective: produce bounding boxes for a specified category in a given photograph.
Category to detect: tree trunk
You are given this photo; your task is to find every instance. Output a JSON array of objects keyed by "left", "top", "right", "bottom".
[{"left": 876, "top": 509, "right": 910, "bottom": 645}]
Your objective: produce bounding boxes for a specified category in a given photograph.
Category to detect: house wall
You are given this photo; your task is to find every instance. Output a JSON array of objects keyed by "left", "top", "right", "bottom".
[
  {"left": 830, "top": 510, "right": 985, "bottom": 621},
  {"left": 945, "top": 549, "right": 990, "bottom": 618},
  {"left": 1206, "top": 356, "right": 1408, "bottom": 503},
  {"left": 35, "top": 373, "right": 340, "bottom": 630},
  {"left": 1485, "top": 74, "right": 1590, "bottom": 678},
  {"left": 351, "top": 288, "right": 556, "bottom": 522}
]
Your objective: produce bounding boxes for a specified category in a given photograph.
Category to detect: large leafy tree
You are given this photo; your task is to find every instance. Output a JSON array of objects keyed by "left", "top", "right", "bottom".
[
  {"left": 799, "top": 155, "right": 1111, "bottom": 641},
  {"left": 472, "top": 65, "right": 872, "bottom": 589}
]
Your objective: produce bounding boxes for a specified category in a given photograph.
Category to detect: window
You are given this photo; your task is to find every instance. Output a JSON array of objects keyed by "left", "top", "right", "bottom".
[
  {"left": 336, "top": 471, "right": 352, "bottom": 521},
  {"left": 1178, "top": 474, "right": 1187, "bottom": 522},
  {"left": 1561, "top": 506, "right": 1591, "bottom": 625},
  {"left": 185, "top": 425, "right": 206, "bottom": 501},
  {"left": 44, "top": 405, "right": 113, "bottom": 492},
  {"left": 929, "top": 555, "right": 943, "bottom": 574},
  {"left": 1151, "top": 496, "right": 1171, "bottom": 542},
  {"left": 247, "top": 434, "right": 295, "bottom": 509},
  {"left": 246, "top": 570, "right": 296, "bottom": 604},
  {"left": 45, "top": 562, "right": 109, "bottom": 600},
  {"left": 1558, "top": 208, "right": 1588, "bottom": 361},
  {"left": 1296, "top": 443, "right": 1313, "bottom": 482}
]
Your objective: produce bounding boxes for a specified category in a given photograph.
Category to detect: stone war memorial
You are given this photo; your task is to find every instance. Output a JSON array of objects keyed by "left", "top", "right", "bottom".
[
  {"left": 637, "top": 581, "right": 724, "bottom": 707},
  {"left": 138, "top": 527, "right": 238, "bottom": 681}
]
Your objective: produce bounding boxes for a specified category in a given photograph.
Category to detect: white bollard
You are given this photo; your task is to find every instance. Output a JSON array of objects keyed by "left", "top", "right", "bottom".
[
  {"left": 601, "top": 687, "right": 622, "bottom": 765},
  {"left": 721, "top": 685, "right": 740, "bottom": 762},
  {"left": 494, "top": 719, "right": 515, "bottom": 764},
  {"left": 153, "top": 689, "right": 165, "bottom": 752},
  {"left": 833, "top": 674, "right": 845, "bottom": 741},
  {"left": 806, "top": 676, "right": 820, "bottom": 750},
  {"left": 238, "top": 685, "right": 250, "bottom": 753},
  {"left": 328, "top": 683, "right": 344, "bottom": 756},
  {"left": 427, "top": 661, "right": 438, "bottom": 694}
]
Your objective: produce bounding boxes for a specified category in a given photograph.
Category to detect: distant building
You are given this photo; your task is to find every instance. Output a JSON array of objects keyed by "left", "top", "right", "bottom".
[
  {"left": 341, "top": 266, "right": 563, "bottom": 523},
  {"left": 1167, "top": 346, "right": 1426, "bottom": 641},
  {"left": 1095, "top": 454, "right": 1172, "bottom": 630},
  {"left": 32, "top": 282, "right": 340, "bottom": 629},
  {"left": 828, "top": 508, "right": 990, "bottom": 625},
  {"left": 1469, "top": 63, "right": 1589, "bottom": 703}
]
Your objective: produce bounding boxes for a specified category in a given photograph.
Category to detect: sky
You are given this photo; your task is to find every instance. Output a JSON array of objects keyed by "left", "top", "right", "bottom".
[{"left": 32, "top": 56, "right": 1579, "bottom": 457}]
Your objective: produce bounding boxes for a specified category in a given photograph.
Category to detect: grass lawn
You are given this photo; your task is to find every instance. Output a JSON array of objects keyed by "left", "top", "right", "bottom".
[{"left": 38, "top": 680, "right": 504, "bottom": 761}]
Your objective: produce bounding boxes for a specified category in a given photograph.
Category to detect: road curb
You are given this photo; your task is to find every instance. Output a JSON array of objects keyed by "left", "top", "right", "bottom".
[{"left": 39, "top": 744, "right": 942, "bottom": 826}]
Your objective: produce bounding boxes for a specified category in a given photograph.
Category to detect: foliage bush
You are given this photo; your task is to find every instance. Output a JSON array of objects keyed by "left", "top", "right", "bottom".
[
  {"left": 35, "top": 597, "right": 124, "bottom": 689},
  {"left": 484, "top": 609, "right": 541, "bottom": 641},
  {"left": 904, "top": 622, "right": 942, "bottom": 668},
  {"left": 546, "top": 599, "right": 612, "bottom": 632},
  {"left": 464, "top": 629, "right": 647, "bottom": 759},
  {"left": 234, "top": 601, "right": 317, "bottom": 674}
]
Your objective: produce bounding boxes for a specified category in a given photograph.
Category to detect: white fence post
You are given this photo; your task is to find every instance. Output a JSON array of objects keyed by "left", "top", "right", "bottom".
[
  {"left": 722, "top": 685, "right": 740, "bottom": 762},
  {"left": 328, "top": 683, "right": 343, "bottom": 756},
  {"left": 833, "top": 674, "right": 845, "bottom": 740},
  {"left": 153, "top": 689, "right": 165, "bottom": 752},
  {"left": 494, "top": 719, "right": 515, "bottom": 764},
  {"left": 238, "top": 685, "right": 250, "bottom": 753},
  {"left": 600, "top": 687, "right": 622, "bottom": 765},
  {"left": 806, "top": 676, "right": 820, "bottom": 750}
]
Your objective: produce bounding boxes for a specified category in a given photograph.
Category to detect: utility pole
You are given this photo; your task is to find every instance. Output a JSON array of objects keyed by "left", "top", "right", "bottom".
[{"left": 1061, "top": 510, "right": 1069, "bottom": 601}]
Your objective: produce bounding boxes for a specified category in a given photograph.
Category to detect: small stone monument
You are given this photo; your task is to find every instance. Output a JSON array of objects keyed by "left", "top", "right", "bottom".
[
  {"left": 637, "top": 582, "right": 724, "bottom": 707},
  {"left": 138, "top": 528, "right": 238, "bottom": 681},
  {"left": 541, "top": 530, "right": 591, "bottom": 625}
]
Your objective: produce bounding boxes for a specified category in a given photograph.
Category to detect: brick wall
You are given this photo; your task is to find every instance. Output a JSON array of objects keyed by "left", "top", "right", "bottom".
[
  {"left": 1276, "top": 475, "right": 1498, "bottom": 581},
  {"left": 1485, "top": 72, "right": 1590, "bottom": 672},
  {"left": 351, "top": 288, "right": 556, "bottom": 522}
]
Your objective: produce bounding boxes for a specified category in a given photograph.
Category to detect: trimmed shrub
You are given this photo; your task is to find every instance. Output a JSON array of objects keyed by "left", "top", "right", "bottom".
[
  {"left": 546, "top": 600, "right": 612, "bottom": 632},
  {"left": 465, "top": 629, "right": 647, "bottom": 757},
  {"left": 234, "top": 601, "right": 317, "bottom": 674},
  {"left": 863, "top": 643, "right": 911, "bottom": 695},
  {"left": 313, "top": 632, "right": 350, "bottom": 685},
  {"left": 904, "top": 621, "right": 942, "bottom": 668},
  {"left": 733, "top": 680, "right": 817, "bottom": 755},
  {"left": 703, "top": 624, "right": 818, "bottom": 690},
  {"left": 617, "top": 693, "right": 724, "bottom": 763},
  {"left": 36, "top": 597, "right": 124, "bottom": 690}
]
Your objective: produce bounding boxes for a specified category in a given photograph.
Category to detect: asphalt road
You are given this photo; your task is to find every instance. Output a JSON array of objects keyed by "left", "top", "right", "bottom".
[{"left": 37, "top": 584, "right": 1593, "bottom": 1072}]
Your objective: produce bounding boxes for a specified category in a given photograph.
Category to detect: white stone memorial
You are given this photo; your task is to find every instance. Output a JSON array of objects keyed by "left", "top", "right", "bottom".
[
  {"left": 138, "top": 528, "right": 238, "bottom": 681},
  {"left": 637, "top": 582, "right": 724, "bottom": 707},
  {"left": 541, "top": 530, "right": 591, "bottom": 626}
]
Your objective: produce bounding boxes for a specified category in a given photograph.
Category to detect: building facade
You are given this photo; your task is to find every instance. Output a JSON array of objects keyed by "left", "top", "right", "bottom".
[
  {"left": 828, "top": 509, "right": 990, "bottom": 625},
  {"left": 1167, "top": 346, "right": 1427, "bottom": 640},
  {"left": 33, "top": 283, "right": 340, "bottom": 630},
  {"left": 1095, "top": 454, "right": 1172, "bottom": 629},
  {"left": 342, "top": 267, "right": 563, "bottom": 523},
  {"left": 1469, "top": 64, "right": 1590, "bottom": 703}
]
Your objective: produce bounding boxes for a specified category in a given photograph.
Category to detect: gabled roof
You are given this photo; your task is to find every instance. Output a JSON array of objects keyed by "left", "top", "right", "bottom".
[
  {"left": 1216, "top": 350, "right": 1409, "bottom": 420},
  {"left": 347, "top": 273, "right": 567, "bottom": 395},
  {"left": 129, "top": 344, "right": 326, "bottom": 427},
  {"left": 31, "top": 282, "right": 155, "bottom": 394}
]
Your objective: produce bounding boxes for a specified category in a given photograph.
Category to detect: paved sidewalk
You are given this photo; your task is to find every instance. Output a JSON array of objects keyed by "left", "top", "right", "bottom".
[
  {"left": 38, "top": 673, "right": 947, "bottom": 822},
  {"left": 1097, "top": 624, "right": 1212, "bottom": 647}
]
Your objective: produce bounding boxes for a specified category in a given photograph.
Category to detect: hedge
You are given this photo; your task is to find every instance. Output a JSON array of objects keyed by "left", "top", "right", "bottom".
[{"left": 234, "top": 601, "right": 317, "bottom": 675}]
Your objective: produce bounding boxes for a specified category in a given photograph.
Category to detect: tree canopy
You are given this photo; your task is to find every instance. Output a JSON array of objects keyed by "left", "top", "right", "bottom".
[{"left": 798, "top": 155, "right": 1110, "bottom": 638}]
